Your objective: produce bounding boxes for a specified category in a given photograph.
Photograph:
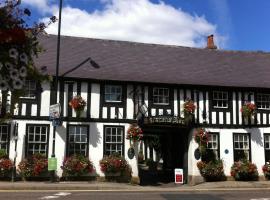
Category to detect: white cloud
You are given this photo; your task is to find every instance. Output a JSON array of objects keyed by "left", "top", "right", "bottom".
[
  {"left": 22, "top": 0, "right": 51, "bottom": 13},
  {"left": 40, "top": 0, "right": 222, "bottom": 47}
]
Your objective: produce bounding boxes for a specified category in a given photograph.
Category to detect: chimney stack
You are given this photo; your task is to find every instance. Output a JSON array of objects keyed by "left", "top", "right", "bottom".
[{"left": 206, "top": 34, "right": 217, "bottom": 49}]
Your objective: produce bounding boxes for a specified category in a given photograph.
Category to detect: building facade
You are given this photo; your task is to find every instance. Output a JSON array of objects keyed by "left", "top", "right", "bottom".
[{"left": 1, "top": 35, "right": 270, "bottom": 184}]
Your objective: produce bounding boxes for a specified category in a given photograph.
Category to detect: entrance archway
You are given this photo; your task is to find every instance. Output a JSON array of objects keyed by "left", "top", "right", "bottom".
[{"left": 139, "top": 124, "right": 189, "bottom": 185}]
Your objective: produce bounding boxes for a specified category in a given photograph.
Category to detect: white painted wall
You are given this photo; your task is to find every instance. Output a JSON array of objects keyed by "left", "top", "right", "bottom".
[
  {"left": 9, "top": 120, "right": 139, "bottom": 178},
  {"left": 188, "top": 127, "right": 270, "bottom": 177}
]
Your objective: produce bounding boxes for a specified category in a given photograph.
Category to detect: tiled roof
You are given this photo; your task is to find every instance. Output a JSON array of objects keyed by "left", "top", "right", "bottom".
[{"left": 36, "top": 34, "right": 270, "bottom": 88}]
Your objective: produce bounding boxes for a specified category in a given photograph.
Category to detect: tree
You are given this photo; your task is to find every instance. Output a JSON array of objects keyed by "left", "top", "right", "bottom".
[{"left": 0, "top": 0, "right": 55, "bottom": 120}]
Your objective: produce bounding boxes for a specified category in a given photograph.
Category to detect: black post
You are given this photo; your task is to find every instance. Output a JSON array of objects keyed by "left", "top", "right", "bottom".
[
  {"left": 50, "top": 0, "right": 63, "bottom": 183},
  {"left": 11, "top": 122, "right": 18, "bottom": 182}
]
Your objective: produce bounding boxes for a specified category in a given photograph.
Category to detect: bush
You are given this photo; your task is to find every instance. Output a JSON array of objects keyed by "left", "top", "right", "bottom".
[
  {"left": 100, "top": 154, "right": 131, "bottom": 175},
  {"left": 231, "top": 160, "right": 258, "bottom": 181},
  {"left": 262, "top": 162, "right": 270, "bottom": 180},
  {"left": 197, "top": 159, "right": 226, "bottom": 182},
  {"left": 0, "top": 150, "right": 12, "bottom": 177},
  {"left": 18, "top": 153, "right": 48, "bottom": 178},
  {"left": 61, "top": 154, "right": 94, "bottom": 177}
]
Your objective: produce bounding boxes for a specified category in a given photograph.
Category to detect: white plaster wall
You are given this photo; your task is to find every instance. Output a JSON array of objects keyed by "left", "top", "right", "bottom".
[
  {"left": 188, "top": 127, "right": 269, "bottom": 177},
  {"left": 187, "top": 128, "right": 201, "bottom": 177},
  {"left": 126, "top": 85, "right": 134, "bottom": 119},
  {"left": 10, "top": 120, "right": 139, "bottom": 178},
  {"left": 90, "top": 84, "right": 100, "bottom": 118},
  {"left": 40, "top": 82, "right": 50, "bottom": 117}
]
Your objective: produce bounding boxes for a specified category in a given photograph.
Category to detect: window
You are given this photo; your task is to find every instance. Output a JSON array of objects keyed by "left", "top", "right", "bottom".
[
  {"left": 233, "top": 133, "right": 250, "bottom": 161},
  {"left": 212, "top": 91, "right": 228, "bottom": 108},
  {"left": 20, "top": 80, "right": 37, "bottom": 99},
  {"left": 264, "top": 134, "right": 270, "bottom": 162},
  {"left": 104, "top": 126, "right": 124, "bottom": 156},
  {"left": 26, "top": 125, "right": 49, "bottom": 156},
  {"left": 67, "top": 125, "right": 89, "bottom": 156},
  {"left": 0, "top": 125, "right": 10, "bottom": 154},
  {"left": 257, "top": 93, "right": 270, "bottom": 110},
  {"left": 105, "top": 85, "right": 122, "bottom": 102},
  {"left": 153, "top": 87, "right": 169, "bottom": 105},
  {"left": 207, "top": 133, "right": 219, "bottom": 158}
]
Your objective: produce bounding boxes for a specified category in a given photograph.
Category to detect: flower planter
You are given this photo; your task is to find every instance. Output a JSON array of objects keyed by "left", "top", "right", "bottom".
[{"left": 231, "top": 160, "right": 259, "bottom": 181}]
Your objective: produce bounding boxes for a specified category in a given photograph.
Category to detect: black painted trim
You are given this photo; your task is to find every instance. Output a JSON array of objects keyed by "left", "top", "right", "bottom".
[
  {"left": 264, "top": 133, "right": 270, "bottom": 163},
  {"left": 67, "top": 83, "right": 73, "bottom": 117},
  {"left": 0, "top": 124, "right": 11, "bottom": 156},
  {"left": 59, "top": 81, "right": 65, "bottom": 117}
]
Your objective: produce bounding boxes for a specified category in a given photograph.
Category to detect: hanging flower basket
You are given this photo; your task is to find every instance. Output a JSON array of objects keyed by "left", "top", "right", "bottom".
[
  {"left": 183, "top": 99, "right": 196, "bottom": 124},
  {"left": 126, "top": 124, "right": 143, "bottom": 143},
  {"left": 240, "top": 102, "right": 256, "bottom": 119},
  {"left": 194, "top": 128, "right": 209, "bottom": 146},
  {"left": 69, "top": 95, "right": 86, "bottom": 117}
]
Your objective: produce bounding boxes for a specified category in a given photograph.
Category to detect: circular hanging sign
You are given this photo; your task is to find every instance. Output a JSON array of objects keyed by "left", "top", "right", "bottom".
[
  {"left": 225, "top": 149, "right": 229, "bottom": 154},
  {"left": 194, "top": 148, "right": 201, "bottom": 160},
  {"left": 128, "top": 147, "right": 135, "bottom": 159}
]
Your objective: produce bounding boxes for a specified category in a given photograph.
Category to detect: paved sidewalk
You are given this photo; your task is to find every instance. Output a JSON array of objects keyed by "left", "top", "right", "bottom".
[{"left": 1, "top": 181, "right": 270, "bottom": 191}]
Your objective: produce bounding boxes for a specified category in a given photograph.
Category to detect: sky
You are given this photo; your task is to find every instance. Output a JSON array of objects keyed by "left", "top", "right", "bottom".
[{"left": 20, "top": 0, "right": 270, "bottom": 52}]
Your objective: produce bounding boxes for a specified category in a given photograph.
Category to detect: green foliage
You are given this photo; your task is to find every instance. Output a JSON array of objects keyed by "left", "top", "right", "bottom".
[
  {"left": 61, "top": 154, "right": 94, "bottom": 177},
  {"left": 0, "top": 149, "right": 8, "bottom": 159},
  {"left": 197, "top": 159, "right": 226, "bottom": 182},
  {"left": 100, "top": 153, "right": 131, "bottom": 175},
  {"left": 0, "top": 0, "right": 54, "bottom": 121},
  {"left": 262, "top": 162, "right": 270, "bottom": 180},
  {"left": 231, "top": 159, "right": 258, "bottom": 181},
  {"left": 17, "top": 153, "right": 48, "bottom": 178}
]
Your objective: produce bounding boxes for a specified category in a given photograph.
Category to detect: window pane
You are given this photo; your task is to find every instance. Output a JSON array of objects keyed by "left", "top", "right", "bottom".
[
  {"left": 105, "top": 85, "right": 122, "bottom": 102},
  {"left": 67, "top": 126, "right": 88, "bottom": 156},
  {"left": 104, "top": 126, "right": 124, "bottom": 156}
]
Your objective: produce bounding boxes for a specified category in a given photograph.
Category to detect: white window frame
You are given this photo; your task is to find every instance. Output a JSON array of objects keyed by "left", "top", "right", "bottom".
[
  {"left": 104, "top": 126, "right": 124, "bottom": 156},
  {"left": 26, "top": 125, "right": 49, "bottom": 156},
  {"left": 20, "top": 80, "right": 37, "bottom": 99},
  {"left": 0, "top": 125, "right": 9, "bottom": 154},
  {"left": 207, "top": 133, "right": 219, "bottom": 158},
  {"left": 257, "top": 93, "right": 270, "bottom": 110},
  {"left": 213, "top": 91, "right": 228, "bottom": 109},
  {"left": 233, "top": 133, "right": 250, "bottom": 161},
  {"left": 67, "top": 125, "right": 88, "bottom": 156},
  {"left": 153, "top": 87, "right": 170, "bottom": 105},
  {"left": 104, "top": 85, "right": 122, "bottom": 102}
]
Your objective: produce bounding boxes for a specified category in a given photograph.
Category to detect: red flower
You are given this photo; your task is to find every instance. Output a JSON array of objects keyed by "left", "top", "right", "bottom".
[
  {"left": 69, "top": 95, "right": 86, "bottom": 111},
  {"left": 183, "top": 99, "right": 196, "bottom": 114},
  {"left": 126, "top": 124, "right": 143, "bottom": 142},
  {"left": 241, "top": 102, "right": 256, "bottom": 118}
]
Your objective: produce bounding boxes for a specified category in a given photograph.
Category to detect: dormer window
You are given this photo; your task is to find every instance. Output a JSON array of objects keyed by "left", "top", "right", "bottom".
[
  {"left": 212, "top": 91, "right": 228, "bottom": 109},
  {"left": 105, "top": 85, "right": 122, "bottom": 102},
  {"left": 20, "top": 80, "right": 37, "bottom": 99},
  {"left": 257, "top": 93, "right": 270, "bottom": 110},
  {"left": 153, "top": 87, "right": 169, "bottom": 105}
]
